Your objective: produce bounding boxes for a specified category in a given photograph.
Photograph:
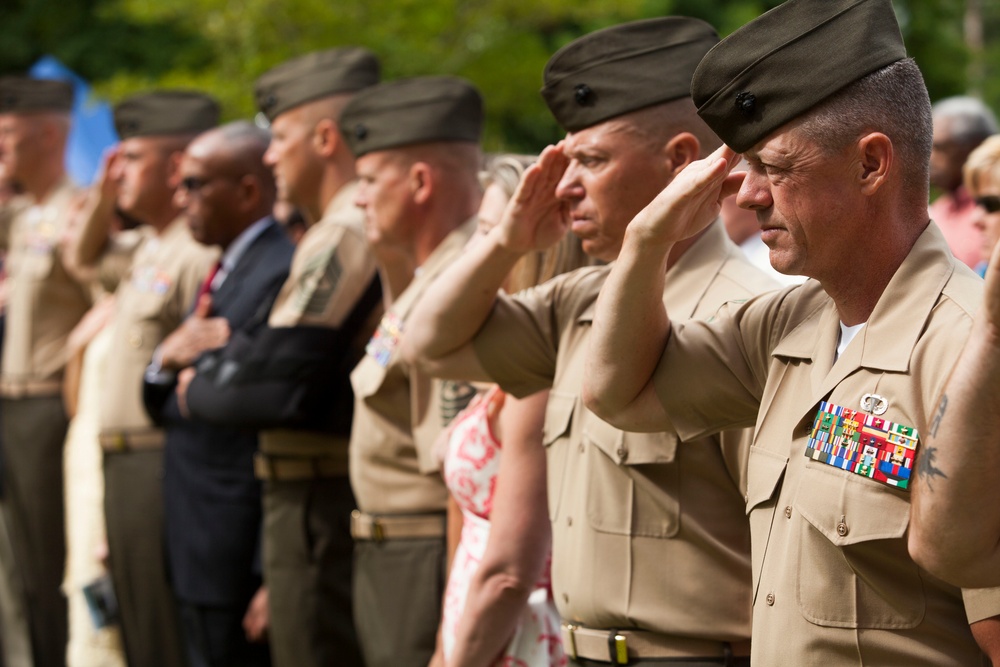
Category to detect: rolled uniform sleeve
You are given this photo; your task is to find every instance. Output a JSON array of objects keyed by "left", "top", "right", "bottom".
[
  {"left": 268, "top": 216, "right": 376, "bottom": 329},
  {"left": 474, "top": 267, "right": 608, "bottom": 398}
]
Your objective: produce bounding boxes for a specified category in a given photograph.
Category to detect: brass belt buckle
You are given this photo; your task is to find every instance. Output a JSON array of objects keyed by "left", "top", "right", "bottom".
[
  {"left": 371, "top": 517, "right": 385, "bottom": 542},
  {"left": 564, "top": 624, "right": 578, "bottom": 660},
  {"left": 607, "top": 629, "right": 627, "bottom": 665},
  {"left": 113, "top": 433, "right": 127, "bottom": 452}
]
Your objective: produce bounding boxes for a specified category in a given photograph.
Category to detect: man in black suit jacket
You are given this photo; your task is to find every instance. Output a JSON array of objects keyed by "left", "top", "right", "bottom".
[{"left": 146, "top": 120, "right": 294, "bottom": 667}]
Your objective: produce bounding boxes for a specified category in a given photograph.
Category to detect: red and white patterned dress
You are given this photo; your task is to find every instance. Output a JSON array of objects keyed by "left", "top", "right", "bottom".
[{"left": 440, "top": 387, "right": 565, "bottom": 666}]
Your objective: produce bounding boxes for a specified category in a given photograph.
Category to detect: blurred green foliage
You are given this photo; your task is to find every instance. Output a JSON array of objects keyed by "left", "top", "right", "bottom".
[{"left": 1, "top": 0, "right": 996, "bottom": 152}]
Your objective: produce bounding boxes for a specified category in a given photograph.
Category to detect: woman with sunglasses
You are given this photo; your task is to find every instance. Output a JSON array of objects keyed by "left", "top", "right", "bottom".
[{"left": 963, "top": 135, "right": 1000, "bottom": 277}]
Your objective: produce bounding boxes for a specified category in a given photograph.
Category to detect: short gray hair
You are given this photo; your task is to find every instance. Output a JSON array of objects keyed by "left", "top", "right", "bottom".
[
  {"left": 932, "top": 95, "right": 998, "bottom": 146},
  {"left": 797, "top": 58, "right": 932, "bottom": 197}
]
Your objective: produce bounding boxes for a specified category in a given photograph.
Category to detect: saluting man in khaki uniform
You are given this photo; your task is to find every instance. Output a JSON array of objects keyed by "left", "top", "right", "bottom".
[
  {"left": 404, "top": 18, "right": 777, "bottom": 667},
  {"left": 182, "top": 48, "right": 381, "bottom": 667},
  {"left": 0, "top": 75, "right": 88, "bottom": 667},
  {"left": 584, "top": 0, "right": 1000, "bottom": 665},
  {"left": 71, "top": 91, "right": 220, "bottom": 667},
  {"left": 337, "top": 77, "right": 483, "bottom": 667}
]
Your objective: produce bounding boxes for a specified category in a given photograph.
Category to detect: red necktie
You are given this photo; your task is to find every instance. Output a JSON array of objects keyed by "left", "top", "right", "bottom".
[{"left": 195, "top": 261, "right": 222, "bottom": 305}]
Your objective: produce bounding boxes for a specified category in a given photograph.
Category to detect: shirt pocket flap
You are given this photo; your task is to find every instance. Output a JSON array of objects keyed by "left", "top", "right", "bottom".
[
  {"left": 583, "top": 412, "right": 677, "bottom": 466},
  {"left": 543, "top": 392, "right": 575, "bottom": 448},
  {"left": 796, "top": 465, "right": 910, "bottom": 546},
  {"left": 350, "top": 356, "right": 388, "bottom": 400},
  {"left": 21, "top": 246, "right": 55, "bottom": 279},
  {"left": 747, "top": 446, "right": 788, "bottom": 514}
]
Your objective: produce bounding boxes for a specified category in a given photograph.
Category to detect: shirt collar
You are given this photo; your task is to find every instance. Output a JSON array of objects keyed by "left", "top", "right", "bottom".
[
  {"left": 771, "top": 221, "right": 955, "bottom": 374},
  {"left": 219, "top": 215, "right": 273, "bottom": 274}
]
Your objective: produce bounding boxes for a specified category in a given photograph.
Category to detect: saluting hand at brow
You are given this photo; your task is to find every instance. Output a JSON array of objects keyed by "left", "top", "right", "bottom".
[
  {"left": 627, "top": 144, "right": 744, "bottom": 249},
  {"left": 495, "top": 142, "right": 571, "bottom": 254},
  {"left": 985, "top": 239, "right": 1000, "bottom": 340}
]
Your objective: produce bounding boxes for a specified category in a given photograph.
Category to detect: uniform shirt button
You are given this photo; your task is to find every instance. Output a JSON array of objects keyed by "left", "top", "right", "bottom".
[
  {"left": 784, "top": 506, "right": 792, "bottom": 519},
  {"left": 567, "top": 516, "right": 573, "bottom": 527},
  {"left": 578, "top": 443, "right": 585, "bottom": 453},
  {"left": 562, "top": 593, "right": 569, "bottom": 604},
  {"left": 837, "top": 521, "right": 849, "bottom": 537},
  {"left": 616, "top": 447, "right": 627, "bottom": 462},
  {"left": 765, "top": 592, "right": 775, "bottom": 606},
  {"left": 128, "top": 330, "right": 142, "bottom": 348}
]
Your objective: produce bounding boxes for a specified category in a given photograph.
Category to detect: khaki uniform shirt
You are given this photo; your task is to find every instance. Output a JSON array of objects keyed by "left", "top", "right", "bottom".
[
  {"left": 261, "top": 182, "right": 379, "bottom": 459},
  {"left": 654, "top": 223, "right": 1000, "bottom": 665},
  {"left": 1, "top": 177, "right": 91, "bottom": 396},
  {"left": 472, "top": 222, "right": 777, "bottom": 640},
  {"left": 95, "top": 227, "right": 148, "bottom": 297},
  {"left": 100, "top": 218, "right": 217, "bottom": 432},
  {"left": 350, "top": 219, "right": 477, "bottom": 514}
]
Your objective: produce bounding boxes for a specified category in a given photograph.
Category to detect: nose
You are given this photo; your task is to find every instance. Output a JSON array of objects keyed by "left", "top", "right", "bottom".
[
  {"left": 554, "top": 162, "right": 583, "bottom": 202},
  {"left": 173, "top": 184, "right": 190, "bottom": 211},
  {"left": 262, "top": 142, "right": 277, "bottom": 168},
  {"left": 972, "top": 206, "right": 987, "bottom": 232},
  {"left": 353, "top": 185, "right": 368, "bottom": 210},
  {"left": 736, "top": 168, "right": 772, "bottom": 211}
]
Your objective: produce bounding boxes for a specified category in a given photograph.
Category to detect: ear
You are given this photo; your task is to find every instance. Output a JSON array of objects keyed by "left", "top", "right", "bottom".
[
  {"left": 312, "top": 118, "right": 341, "bottom": 158},
  {"left": 165, "top": 151, "right": 185, "bottom": 189},
  {"left": 663, "top": 132, "right": 701, "bottom": 177},
  {"left": 857, "top": 132, "right": 892, "bottom": 196},
  {"left": 409, "top": 161, "right": 434, "bottom": 206},
  {"left": 237, "top": 174, "right": 262, "bottom": 211}
]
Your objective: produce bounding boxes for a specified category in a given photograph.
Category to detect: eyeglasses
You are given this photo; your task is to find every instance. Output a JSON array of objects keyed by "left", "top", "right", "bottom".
[
  {"left": 178, "top": 176, "right": 214, "bottom": 194},
  {"left": 178, "top": 174, "right": 241, "bottom": 194},
  {"left": 974, "top": 195, "right": 1000, "bottom": 214}
]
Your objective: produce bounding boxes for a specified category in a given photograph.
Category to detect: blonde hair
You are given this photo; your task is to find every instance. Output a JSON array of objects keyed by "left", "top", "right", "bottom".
[
  {"left": 964, "top": 134, "right": 1000, "bottom": 193},
  {"left": 478, "top": 153, "right": 594, "bottom": 292}
]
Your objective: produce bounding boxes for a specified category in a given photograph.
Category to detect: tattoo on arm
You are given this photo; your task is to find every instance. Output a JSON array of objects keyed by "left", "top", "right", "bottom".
[
  {"left": 916, "top": 445, "right": 947, "bottom": 488},
  {"left": 930, "top": 393, "right": 948, "bottom": 438}
]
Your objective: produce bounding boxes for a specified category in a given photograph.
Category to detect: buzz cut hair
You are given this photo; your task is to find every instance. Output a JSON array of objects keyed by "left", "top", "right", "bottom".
[{"left": 796, "top": 58, "right": 933, "bottom": 197}]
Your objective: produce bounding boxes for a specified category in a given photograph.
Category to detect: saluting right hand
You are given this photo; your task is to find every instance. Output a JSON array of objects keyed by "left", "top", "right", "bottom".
[
  {"left": 626, "top": 144, "right": 744, "bottom": 249},
  {"left": 95, "top": 145, "right": 121, "bottom": 206},
  {"left": 984, "top": 239, "right": 1000, "bottom": 339},
  {"left": 495, "top": 143, "right": 570, "bottom": 254}
]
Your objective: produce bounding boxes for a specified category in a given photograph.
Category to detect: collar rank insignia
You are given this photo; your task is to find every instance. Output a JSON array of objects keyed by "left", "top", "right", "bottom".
[
  {"left": 805, "top": 401, "right": 919, "bottom": 490},
  {"left": 365, "top": 311, "right": 403, "bottom": 368}
]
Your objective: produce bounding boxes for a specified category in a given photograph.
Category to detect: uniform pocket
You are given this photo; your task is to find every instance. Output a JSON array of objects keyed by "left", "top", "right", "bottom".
[
  {"left": 20, "top": 247, "right": 55, "bottom": 280},
  {"left": 795, "top": 463, "right": 923, "bottom": 629},
  {"left": 746, "top": 445, "right": 787, "bottom": 514},
  {"left": 584, "top": 413, "right": 679, "bottom": 538},
  {"left": 542, "top": 392, "right": 574, "bottom": 521}
]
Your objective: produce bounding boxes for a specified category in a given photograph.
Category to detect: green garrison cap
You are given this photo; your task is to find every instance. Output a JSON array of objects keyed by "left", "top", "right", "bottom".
[
  {"left": 255, "top": 47, "right": 381, "bottom": 122},
  {"left": 114, "top": 91, "right": 220, "bottom": 139},
  {"left": 0, "top": 77, "right": 73, "bottom": 113},
  {"left": 541, "top": 17, "right": 718, "bottom": 132},
  {"left": 691, "top": 0, "right": 906, "bottom": 153},
  {"left": 340, "top": 76, "right": 483, "bottom": 157}
]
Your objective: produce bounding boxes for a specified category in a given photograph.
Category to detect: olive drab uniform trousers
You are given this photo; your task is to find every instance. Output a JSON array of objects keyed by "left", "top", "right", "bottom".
[
  {"left": 101, "top": 217, "right": 218, "bottom": 667},
  {"left": 255, "top": 183, "right": 377, "bottom": 667},
  {"left": 349, "top": 218, "right": 477, "bottom": 667},
  {"left": 0, "top": 177, "right": 90, "bottom": 667}
]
